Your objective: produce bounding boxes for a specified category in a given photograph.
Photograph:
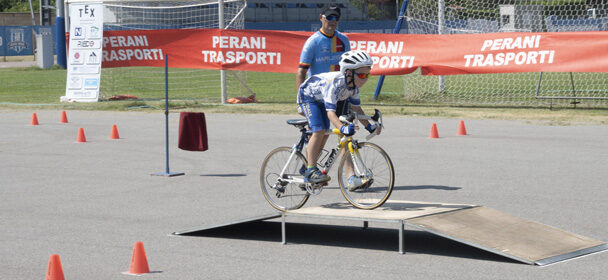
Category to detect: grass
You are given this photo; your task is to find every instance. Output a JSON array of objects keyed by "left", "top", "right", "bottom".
[
  {"left": 1, "top": 64, "right": 607, "bottom": 125},
  {"left": 0, "top": 65, "right": 405, "bottom": 103}
]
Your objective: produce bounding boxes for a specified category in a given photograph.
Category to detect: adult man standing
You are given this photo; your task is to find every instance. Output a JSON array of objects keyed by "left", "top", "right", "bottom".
[{"left": 296, "top": 5, "right": 351, "bottom": 91}]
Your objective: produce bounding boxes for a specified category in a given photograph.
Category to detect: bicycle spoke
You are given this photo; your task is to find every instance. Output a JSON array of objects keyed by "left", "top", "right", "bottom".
[
  {"left": 260, "top": 147, "right": 309, "bottom": 211},
  {"left": 338, "top": 142, "right": 394, "bottom": 209}
]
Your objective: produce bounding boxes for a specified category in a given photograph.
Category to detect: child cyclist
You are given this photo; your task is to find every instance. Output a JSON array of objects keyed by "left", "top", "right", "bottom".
[{"left": 297, "top": 50, "right": 381, "bottom": 190}]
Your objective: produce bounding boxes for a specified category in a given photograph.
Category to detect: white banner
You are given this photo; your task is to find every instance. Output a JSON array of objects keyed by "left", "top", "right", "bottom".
[{"left": 62, "top": 3, "right": 103, "bottom": 102}]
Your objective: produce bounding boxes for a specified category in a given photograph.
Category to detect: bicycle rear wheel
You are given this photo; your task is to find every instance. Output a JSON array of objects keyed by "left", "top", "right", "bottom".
[
  {"left": 260, "top": 146, "right": 309, "bottom": 211},
  {"left": 337, "top": 142, "right": 394, "bottom": 210}
]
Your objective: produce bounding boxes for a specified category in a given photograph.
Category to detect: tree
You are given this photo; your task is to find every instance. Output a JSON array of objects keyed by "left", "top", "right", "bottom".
[{"left": 1, "top": 0, "right": 56, "bottom": 13}]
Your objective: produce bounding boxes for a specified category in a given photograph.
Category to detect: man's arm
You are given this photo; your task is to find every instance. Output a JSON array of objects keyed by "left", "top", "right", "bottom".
[
  {"left": 327, "top": 110, "right": 343, "bottom": 129},
  {"left": 350, "top": 105, "right": 369, "bottom": 127},
  {"left": 297, "top": 36, "right": 315, "bottom": 91},
  {"left": 296, "top": 67, "right": 308, "bottom": 91},
  {"left": 351, "top": 105, "right": 382, "bottom": 135}
]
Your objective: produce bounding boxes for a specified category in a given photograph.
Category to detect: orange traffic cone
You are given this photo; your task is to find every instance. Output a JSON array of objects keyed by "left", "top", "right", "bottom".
[
  {"left": 76, "top": 128, "right": 87, "bottom": 143},
  {"left": 429, "top": 123, "right": 439, "bottom": 139},
  {"left": 60, "top": 111, "right": 68, "bottom": 123},
  {"left": 45, "top": 254, "right": 65, "bottom": 280},
  {"left": 457, "top": 120, "right": 467, "bottom": 136},
  {"left": 31, "top": 113, "right": 39, "bottom": 125},
  {"left": 124, "top": 241, "right": 150, "bottom": 275},
  {"left": 110, "top": 124, "right": 120, "bottom": 139}
]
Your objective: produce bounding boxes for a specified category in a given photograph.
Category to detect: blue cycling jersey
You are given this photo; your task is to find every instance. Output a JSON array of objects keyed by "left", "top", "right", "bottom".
[{"left": 299, "top": 30, "right": 350, "bottom": 77}]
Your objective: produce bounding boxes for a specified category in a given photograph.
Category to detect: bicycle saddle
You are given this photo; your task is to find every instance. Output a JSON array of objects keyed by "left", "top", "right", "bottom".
[{"left": 286, "top": 119, "right": 308, "bottom": 128}]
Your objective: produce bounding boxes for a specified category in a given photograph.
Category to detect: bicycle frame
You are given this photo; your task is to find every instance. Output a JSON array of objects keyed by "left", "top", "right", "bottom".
[
  {"left": 276, "top": 126, "right": 310, "bottom": 186},
  {"left": 276, "top": 110, "right": 383, "bottom": 192}
]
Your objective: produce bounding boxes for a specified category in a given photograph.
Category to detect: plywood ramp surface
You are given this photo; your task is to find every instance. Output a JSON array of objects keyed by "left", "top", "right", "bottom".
[
  {"left": 407, "top": 206, "right": 606, "bottom": 264},
  {"left": 287, "top": 200, "right": 475, "bottom": 221}
]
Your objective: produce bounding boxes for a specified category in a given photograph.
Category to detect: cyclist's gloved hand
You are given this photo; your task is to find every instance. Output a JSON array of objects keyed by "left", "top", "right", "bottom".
[
  {"left": 340, "top": 124, "right": 355, "bottom": 136},
  {"left": 365, "top": 124, "right": 377, "bottom": 134}
]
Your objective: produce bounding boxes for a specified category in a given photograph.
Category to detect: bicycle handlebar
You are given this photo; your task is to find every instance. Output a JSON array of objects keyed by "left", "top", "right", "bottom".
[{"left": 336, "top": 109, "right": 383, "bottom": 140}]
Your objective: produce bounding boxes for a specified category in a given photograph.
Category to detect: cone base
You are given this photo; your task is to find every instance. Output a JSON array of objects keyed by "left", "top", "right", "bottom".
[
  {"left": 122, "top": 271, "right": 162, "bottom": 275},
  {"left": 122, "top": 271, "right": 149, "bottom": 275}
]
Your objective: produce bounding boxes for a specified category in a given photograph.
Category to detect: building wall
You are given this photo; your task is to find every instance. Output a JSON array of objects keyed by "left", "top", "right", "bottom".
[{"left": 0, "top": 12, "right": 56, "bottom": 26}]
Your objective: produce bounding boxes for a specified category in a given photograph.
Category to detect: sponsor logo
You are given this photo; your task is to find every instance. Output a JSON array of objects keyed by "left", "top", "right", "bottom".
[
  {"left": 83, "top": 78, "right": 99, "bottom": 89},
  {"left": 78, "top": 5, "right": 96, "bottom": 18},
  {"left": 315, "top": 56, "right": 331, "bottom": 63},
  {"left": 88, "top": 51, "right": 100, "bottom": 64},
  {"left": 8, "top": 28, "right": 28, "bottom": 53},
  {"left": 72, "top": 51, "right": 84, "bottom": 64},
  {"left": 73, "top": 27, "right": 85, "bottom": 39},
  {"left": 76, "top": 40, "right": 97, "bottom": 48},
  {"left": 89, "top": 26, "right": 100, "bottom": 39},
  {"left": 336, "top": 85, "right": 350, "bottom": 100},
  {"left": 71, "top": 91, "right": 95, "bottom": 97},
  {"left": 68, "top": 76, "right": 83, "bottom": 89},
  {"left": 71, "top": 66, "right": 99, "bottom": 74}
]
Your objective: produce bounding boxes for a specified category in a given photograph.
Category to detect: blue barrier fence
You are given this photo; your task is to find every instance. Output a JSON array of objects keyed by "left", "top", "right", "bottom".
[
  {"left": 0, "top": 25, "right": 56, "bottom": 57},
  {"left": 0, "top": 26, "right": 4, "bottom": 56}
]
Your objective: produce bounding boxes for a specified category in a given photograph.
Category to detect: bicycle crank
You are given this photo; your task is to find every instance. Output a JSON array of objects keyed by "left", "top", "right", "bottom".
[{"left": 305, "top": 181, "right": 326, "bottom": 196}]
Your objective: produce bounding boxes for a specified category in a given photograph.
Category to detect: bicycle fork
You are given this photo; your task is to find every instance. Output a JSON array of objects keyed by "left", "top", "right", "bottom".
[{"left": 348, "top": 142, "right": 372, "bottom": 180}]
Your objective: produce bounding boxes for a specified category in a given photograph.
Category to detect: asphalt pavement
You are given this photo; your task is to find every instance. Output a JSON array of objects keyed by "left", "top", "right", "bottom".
[{"left": 1, "top": 109, "right": 606, "bottom": 279}]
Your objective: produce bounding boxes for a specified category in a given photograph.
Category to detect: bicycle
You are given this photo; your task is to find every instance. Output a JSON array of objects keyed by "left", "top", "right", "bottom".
[{"left": 260, "top": 109, "right": 394, "bottom": 211}]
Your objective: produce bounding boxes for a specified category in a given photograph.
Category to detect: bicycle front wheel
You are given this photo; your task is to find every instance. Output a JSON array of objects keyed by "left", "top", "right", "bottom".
[
  {"left": 260, "top": 146, "right": 309, "bottom": 211},
  {"left": 337, "top": 142, "right": 394, "bottom": 210}
]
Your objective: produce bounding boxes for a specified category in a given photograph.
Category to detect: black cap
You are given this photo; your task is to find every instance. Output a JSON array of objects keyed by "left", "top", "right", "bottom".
[{"left": 322, "top": 5, "right": 341, "bottom": 17}]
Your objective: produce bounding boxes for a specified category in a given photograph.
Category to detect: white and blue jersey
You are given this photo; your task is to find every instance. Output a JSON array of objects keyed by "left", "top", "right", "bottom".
[
  {"left": 297, "top": 72, "right": 360, "bottom": 132},
  {"left": 298, "top": 71, "right": 360, "bottom": 109},
  {"left": 299, "top": 30, "right": 350, "bottom": 77}
]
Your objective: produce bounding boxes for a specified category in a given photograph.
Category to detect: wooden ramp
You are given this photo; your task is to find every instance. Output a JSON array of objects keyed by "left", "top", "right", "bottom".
[
  {"left": 405, "top": 205, "right": 606, "bottom": 265},
  {"left": 173, "top": 200, "right": 606, "bottom": 265},
  {"left": 283, "top": 200, "right": 606, "bottom": 265}
]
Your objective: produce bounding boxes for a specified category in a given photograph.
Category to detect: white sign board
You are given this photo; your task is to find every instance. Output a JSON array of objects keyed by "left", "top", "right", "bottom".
[{"left": 62, "top": 3, "right": 103, "bottom": 102}]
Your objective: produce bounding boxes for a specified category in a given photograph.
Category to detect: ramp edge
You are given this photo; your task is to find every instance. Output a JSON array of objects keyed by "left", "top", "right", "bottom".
[
  {"left": 534, "top": 243, "right": 608, "bottom": 266},
  {"left": 283, "top": 211, "right": 405, "bottom": 224},
  {"left": 171, "top": 213, "right": 281, "bottom": 235}
]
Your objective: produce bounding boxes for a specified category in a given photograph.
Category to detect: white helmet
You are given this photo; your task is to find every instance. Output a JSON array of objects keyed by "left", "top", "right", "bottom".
[{"left": 339, "top": 50, "right": 373, "bottom": 74}]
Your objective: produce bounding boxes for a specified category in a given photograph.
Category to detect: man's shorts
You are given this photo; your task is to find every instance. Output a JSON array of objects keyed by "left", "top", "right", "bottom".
[{"left": 299, "top": 101, "right": 330, "bottom": 133}]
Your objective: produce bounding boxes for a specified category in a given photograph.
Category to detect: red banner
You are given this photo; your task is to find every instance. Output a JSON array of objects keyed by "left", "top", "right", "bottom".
[
  {"left": 101, "top": 29, "right": 608, "bottom": 75},
  {"left": 102, "top": 29, "right": 308, "bottom": 72}
]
